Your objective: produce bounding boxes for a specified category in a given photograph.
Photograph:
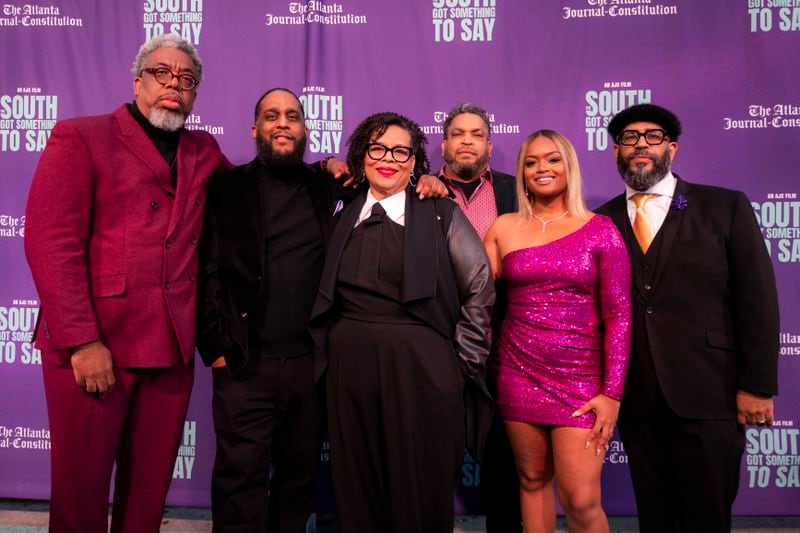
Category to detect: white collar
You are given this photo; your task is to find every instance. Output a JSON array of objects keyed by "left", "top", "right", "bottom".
[{"left": 356, "top": 189, "right": 406, "bottom": 226}]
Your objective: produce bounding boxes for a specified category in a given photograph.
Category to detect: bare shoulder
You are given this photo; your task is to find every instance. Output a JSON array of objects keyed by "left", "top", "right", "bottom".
[
  {"left": 485, "top": 212, "right": 514, "bottom": 237},
  {"left": 493, "top": 212, "right": 521, "bottom": 229}
]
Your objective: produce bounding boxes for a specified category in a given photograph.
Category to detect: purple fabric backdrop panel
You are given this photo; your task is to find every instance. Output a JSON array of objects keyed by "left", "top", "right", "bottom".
[
  {"left": 162, "top": 364, "right": 215, "bottom": 505},
  {"left": 0, "top": 1, "right": 108, "bottom": 501},
  {"left": 1, "top": 0, "right": 798, "bottom": 515}
]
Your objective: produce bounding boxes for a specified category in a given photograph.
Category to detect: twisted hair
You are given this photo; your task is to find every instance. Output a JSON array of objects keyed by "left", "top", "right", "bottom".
[{"left": 346, "top": 112, "right": 430, "bottom": 183}]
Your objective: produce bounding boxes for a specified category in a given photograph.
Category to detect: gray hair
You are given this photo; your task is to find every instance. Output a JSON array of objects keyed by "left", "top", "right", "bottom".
[
  {"left": 442, "top": 102, "right": 492, "bottom": 139},
  {"left": 130, "top": 34, "right": 203, "bottom": 83}
]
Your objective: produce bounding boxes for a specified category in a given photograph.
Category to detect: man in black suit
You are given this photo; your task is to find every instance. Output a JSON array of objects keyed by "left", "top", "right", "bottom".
[
  {"left": 197, "top": 87, "right": 347, "bottom": 533},
  {"left": 596, "top": 104, "right": 780, "bottom": 533},
  {"left": 436, "top": 102, "right": 520, "bottom": 533}
]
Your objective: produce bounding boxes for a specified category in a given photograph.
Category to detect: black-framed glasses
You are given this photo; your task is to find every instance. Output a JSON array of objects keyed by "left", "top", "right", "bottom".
[
  {"left": 617, "top": 129, "right": 668, "bottom": 146},
  {"left": 366, "top": 142, "right": 413, "bottom": 163},
  {"left": 141, "top": 67, "right": 199, "bottom": 91}
]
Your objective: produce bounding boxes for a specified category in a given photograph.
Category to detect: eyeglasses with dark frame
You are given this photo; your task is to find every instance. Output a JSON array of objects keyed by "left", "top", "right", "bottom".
[
  {"left": 140, "top": 67, "right": 199, "bottom": 91},
  {"left": 366, "top": 142, "right": 414, "bottom": 163},
  {"left": 617, "top": 129, "right": 669, "bottom": 146}
]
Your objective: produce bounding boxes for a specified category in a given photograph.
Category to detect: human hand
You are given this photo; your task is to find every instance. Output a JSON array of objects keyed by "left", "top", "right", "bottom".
[
  {"left": 416, "top": 174, "right": 448, "bottom": 199},
  {"left": 737, "top": 390, "right": 774, "bottom": 426},
  {"left": 572, "top": 394, "right": 620, "bottom": 456},
  {"left": 70, "top": 341, "right": 115, "bottom": 399},
  {"left": 324, "top": 157, "right": 356, "bottom": 187}
]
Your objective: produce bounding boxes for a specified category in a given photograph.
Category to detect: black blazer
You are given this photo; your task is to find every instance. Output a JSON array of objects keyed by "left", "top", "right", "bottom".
[
  {"left": 196, "top": 159, "right": 351, "bottom": 375},
  {"left": 309, "top": 187, "right": 496, "bottom": 458},
  {"left": 596, "top": 175, "right": 779, "bottom": 420},
  {"left": 489, "top": 169, "right": 518, "bottom": 216}
]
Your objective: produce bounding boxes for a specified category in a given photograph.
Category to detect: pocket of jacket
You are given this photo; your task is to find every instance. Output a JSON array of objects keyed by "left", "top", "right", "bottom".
[
  {"left": 706, "top": 331, "right": 736, "bottom": 351},
  {"left": 91, "top": 275, "right": 127, "bottom": 297}
]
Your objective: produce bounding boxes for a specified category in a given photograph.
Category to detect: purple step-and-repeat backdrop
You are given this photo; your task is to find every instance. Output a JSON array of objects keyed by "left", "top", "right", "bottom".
[{"left": 1, "top": 0, "right": 798, "bottom": 515}]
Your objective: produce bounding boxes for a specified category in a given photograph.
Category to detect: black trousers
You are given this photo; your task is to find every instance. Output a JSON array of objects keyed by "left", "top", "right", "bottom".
[
  {"left": 327, "top": 317, "right": 465, "bottom": 533},
  {"left": 618, "top": 390, "right": 745, "bottom": 533},
  {"left": 480, "top": 407, "right": 522, "bottom": 533},
  {"left": 211, "top": 356, "right": 323, "bottom": 533}
]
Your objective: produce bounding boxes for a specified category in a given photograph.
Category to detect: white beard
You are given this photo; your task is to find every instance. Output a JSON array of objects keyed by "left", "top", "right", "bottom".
[{"left": 148, "top": 107, "right": 186, "bottom": 132}]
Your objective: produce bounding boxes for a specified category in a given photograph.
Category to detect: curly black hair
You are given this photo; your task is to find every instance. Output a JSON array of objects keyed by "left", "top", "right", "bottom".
[{"left": 346, "top": 112, "right": 430, "bottom": 185}]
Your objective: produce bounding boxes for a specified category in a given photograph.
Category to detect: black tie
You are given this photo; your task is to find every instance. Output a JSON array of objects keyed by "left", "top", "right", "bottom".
[
  {"left": 357, "top": 203, "right": 386, "bottom": 279},
  {"left": 364, "top": 202, "right": 386, "bottom": 225}
]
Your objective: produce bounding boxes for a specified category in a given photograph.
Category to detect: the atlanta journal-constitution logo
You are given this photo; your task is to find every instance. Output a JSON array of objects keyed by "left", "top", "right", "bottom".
[
  {"left": 264, "top": 1, "right": 367, "bottom": 26},
  {"left": 0, "top": 3, "right": 83, "bottom": 27},
  {"left": 561, "top": 0, "right": 677, "bottom": 20}
]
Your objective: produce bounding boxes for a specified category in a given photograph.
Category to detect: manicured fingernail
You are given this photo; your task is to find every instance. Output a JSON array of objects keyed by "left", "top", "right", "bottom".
[{"left": 572, "top": 410, "right": 580, "bottom": 417}]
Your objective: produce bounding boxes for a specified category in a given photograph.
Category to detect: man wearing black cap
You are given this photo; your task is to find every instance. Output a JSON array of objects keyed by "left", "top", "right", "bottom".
[{"left": 596, "top": 104, "right": 779, "bottom": 532}]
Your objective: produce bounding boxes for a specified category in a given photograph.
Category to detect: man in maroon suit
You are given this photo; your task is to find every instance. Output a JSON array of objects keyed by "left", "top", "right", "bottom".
[{"left": 24, "top": 34, "right": 229, "bottom": 533}]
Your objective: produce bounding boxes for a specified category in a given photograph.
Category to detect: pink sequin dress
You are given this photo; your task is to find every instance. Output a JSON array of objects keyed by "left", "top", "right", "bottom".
[{"left": 495, "top": 215, "right": 632, "bottom": 429}]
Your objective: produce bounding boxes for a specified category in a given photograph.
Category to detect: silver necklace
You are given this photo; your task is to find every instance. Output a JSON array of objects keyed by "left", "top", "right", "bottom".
[{"left": 532, "top": 211, "right": 568, "bottom": 233}]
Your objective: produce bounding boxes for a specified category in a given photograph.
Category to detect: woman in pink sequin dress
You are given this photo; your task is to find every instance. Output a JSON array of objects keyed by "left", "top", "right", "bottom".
[{"left": 484, "top": 130, "right": 631, "bottom": 533}]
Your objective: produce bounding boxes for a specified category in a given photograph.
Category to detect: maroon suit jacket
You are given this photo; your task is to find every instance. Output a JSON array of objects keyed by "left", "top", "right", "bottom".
[{"left": 25, "top": 105, "right": 230, "bottom": 368}]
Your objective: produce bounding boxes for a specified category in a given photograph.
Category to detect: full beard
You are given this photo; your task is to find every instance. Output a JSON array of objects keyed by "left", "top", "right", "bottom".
[
  {"left": 617, "top": 148, "right": 671, "bottom": 191},
  {"left": 443, "top": 150, "right": 490, "bottom": 181},
  {"left": 148, "top": 107, "right": 186, "bottom": 132},
  {"left": 256, "top": 133, "right": 307, "bottom": 169}
]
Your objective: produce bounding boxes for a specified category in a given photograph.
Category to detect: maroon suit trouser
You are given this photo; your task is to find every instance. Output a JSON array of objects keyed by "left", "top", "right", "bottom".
[{"left": 43, "top": 359, "right": 194, "bottom": 533}]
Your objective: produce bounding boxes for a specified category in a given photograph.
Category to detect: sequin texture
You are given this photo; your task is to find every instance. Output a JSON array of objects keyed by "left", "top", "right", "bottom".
[{"left": 495, "top": 215, "right": 632, "bottom": 428}]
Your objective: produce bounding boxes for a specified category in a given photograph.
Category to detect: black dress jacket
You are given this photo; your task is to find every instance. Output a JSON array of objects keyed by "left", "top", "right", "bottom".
[
  {"left": 309, "top": 187, "right": 496, "bottom": 459},
  {"left": 596, "top": 175, "right": 779, "bottom": 420},
  {"left": 196, "top": 159, "right": 351, "bottom": 376},
  {"left": 489, "top": 169, "right": 518, "bottom": 215}
]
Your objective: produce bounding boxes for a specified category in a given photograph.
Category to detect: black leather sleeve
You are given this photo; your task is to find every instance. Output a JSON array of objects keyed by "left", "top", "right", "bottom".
[{"left": 446, "top": 207, "right": 495, "bottom": 382}]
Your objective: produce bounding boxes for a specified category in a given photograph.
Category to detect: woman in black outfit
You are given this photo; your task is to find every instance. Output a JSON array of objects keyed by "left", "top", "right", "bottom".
[{"left": 309, "top": 112, "right": 495, "bottom": 533}]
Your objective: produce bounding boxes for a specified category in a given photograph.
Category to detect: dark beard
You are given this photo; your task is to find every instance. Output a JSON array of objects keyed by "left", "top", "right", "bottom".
[
  {"left": 256, "top": 132, "right": 307, "bottom": 169},
  {"left": 443, "top": 150, "right": 490, "bottom": 181},
  {"left": 616, "top": 148, "right": 671, "bottom": 191}
]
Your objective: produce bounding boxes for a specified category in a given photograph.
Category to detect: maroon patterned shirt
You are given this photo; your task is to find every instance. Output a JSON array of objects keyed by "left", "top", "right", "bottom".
[{"left": 439, "top": 166, "right": 498, "bottom": 240}]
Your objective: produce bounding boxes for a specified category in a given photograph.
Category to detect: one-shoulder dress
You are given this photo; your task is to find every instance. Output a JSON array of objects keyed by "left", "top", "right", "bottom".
[{"left": 495, "top": 215, "right": 632, "bottom": 428}]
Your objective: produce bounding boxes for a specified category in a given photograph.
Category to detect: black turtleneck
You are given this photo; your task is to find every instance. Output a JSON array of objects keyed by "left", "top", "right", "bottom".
[
  {"left": 252, "top": 162, "right": 324, "bottom": 358},
  {"left": 126, "top": 102, "right": 181, "bottom": 184}
]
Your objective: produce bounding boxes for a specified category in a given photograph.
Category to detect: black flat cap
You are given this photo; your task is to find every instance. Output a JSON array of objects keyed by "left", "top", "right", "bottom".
[{"left": 607, "top": 103, "right": 682, "bottom": 142}]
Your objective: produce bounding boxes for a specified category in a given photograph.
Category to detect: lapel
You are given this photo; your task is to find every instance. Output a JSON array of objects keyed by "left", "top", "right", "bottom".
[
  {"left": 165, "top": 131, "right": 199, "bottom": 237},
  {"left": 402, "top": 189, "right": 439, "bottom": 303},
  {"left": 649, "top": 176, "right": 690, "bottom": 290},
  {"left": 112, "top": 105, "right": 174, "bottom": 195},
  {"left": 491, "top": 171, "right": 518, "bottom": 215},
  {"left": 315, "top": 190, "right": 365, "bottom": 305},
  {"left": 239, "top": 161, "right": 265, "bottom": 268},
  {"left": 605, "top": 194, "right": 648, "bottom": 300},
  {"left": 302, "top": 164, "right": 335, "bottom": 246},
  {"left": 605, "top": 194, "right": 632, "bottom": 243}
]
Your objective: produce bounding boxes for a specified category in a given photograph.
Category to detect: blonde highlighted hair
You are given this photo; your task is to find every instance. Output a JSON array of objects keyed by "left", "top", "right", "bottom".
[{"left": 515, "top": 129, "right": 589, "bottom": 220}]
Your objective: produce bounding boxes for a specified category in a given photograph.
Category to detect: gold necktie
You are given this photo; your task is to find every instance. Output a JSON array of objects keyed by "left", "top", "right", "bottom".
[{"left": 632, "top": 193, "right": 657, "bottom": 253}]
